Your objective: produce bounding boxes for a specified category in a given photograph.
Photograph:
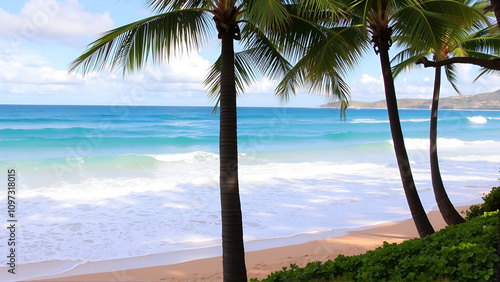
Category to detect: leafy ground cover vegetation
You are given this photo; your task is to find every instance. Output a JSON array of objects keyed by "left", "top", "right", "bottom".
[
  {"left": 252, "top": 210, "right": 499, "bottom": 281},
  {"left": 464, "top": 187, "right": 500, "bottom": 220}
]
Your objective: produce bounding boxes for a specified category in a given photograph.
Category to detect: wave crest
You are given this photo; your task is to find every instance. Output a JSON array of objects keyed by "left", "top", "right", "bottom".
[{"left": 467, "top": 116, "right": 488, "bottom": 124}]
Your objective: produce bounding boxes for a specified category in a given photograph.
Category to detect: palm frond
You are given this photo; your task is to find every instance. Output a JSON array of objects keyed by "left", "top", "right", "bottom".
[
  {"left": 394, "top": 6, "right": 450, "bottom": 54},
  {"left": 309, "top": 26, "right": 367, "bottom": 75},
  {"left": 275, "top": 59, "right": 351, "bottom": 114},
  {"left": 420, "top": 0, "right": 487, "bottom": 29},
  {"left": 395, "top": 0, "right": 487, "bottom": 54},
  {"left": 276, "top": 24, "right": 367, "bottom": 113},
  {"left": 240, "top": 22, "right": 293, "bottom": 80},
  {"left": 273, "top": 14, "right": 328, "bottom": 63},
  {"left": 70, "top": 9, "right": 212, "bottom": 75},
  {"left": 275, "top": 58, "right": 307, "bottom": 103},
  {"left": 246, "top": 0, "right": 291, "bottom": 32},
  {"left": 444, "top": 64, "right": 461, "bottom": 95},
  {"left": 474, "top": 68, "right": 500, "bottom": 82},
  {"left": 145, "top": 0, "right": 209, "bottom": 12},
  {"left": 204, "top": 51, "right": 257, "bottom": 97},
  {"left": 460, "top": 33, "right": 500, "bottom": 55},
  {"left": 307, "top": 69, "right": 351, "bottom": 110},
  {"left": 294, "top": 0, "right": 347, "bottom": 22},
  {"left": 391, "top": 49, "right": 430, "bottom": 77},
  {"left": 464, "top": 50, "right": 500, "bottom": 59},
  {"left": 204, "top": 20, "right": 293, "bottom": 104}
]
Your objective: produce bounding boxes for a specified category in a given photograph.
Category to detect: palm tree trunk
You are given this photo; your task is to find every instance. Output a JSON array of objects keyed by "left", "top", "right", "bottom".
[
  {"left": 219, "top": 30, "right": 247, "bottom": 281},
  {"left": 378, "top": 47, "right": 435, "bottom": 238},
  {"left": 430, "top": 66, "right": 465, "bottom": 225}
]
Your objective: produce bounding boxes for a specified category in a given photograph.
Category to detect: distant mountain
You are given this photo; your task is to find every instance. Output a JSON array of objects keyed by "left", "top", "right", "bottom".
[{"left": 319, "top": 90, "right": 500, "bottom": 110}]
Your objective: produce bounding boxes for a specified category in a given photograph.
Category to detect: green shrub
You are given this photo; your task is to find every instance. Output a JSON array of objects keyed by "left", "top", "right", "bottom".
[
  {"left": 483, "top": 187, "right": 500, "bottom": 213},
  {"left": 465, "top": 204, "right": 485, "bottom": 220},
  {"left": 465, "top": 186, "right": 500, "bottom": 220},
  {"left": 252, "top": 211, "right": 498, "bottom": 282}
]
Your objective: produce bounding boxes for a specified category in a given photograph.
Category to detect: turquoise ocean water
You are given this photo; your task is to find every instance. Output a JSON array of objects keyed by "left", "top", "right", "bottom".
[{"left": 0, "top": 105, "right": 499, "bottom": 279}]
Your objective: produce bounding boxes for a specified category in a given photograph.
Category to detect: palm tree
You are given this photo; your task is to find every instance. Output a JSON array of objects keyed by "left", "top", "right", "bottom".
[
  {"left": 392, "top": 7, "right": 500, "bottom": 226},
  {"left": 69, "top": 1, "right": 293, "bottom": 280},
  {"left": 284, "top": 0, "right": 486, "bottom": 238},
  {"left": 353, "top": 0, "right": 489, "bottom": 237},
  {"left": 360, "top": 0, "right": 435, "bottom": 238},
  {"left": 416, "top": 1, "right": 500, "bottom": 70}
]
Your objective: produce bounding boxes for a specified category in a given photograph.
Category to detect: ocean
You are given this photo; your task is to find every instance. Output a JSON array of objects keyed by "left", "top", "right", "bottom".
[{"left": 0, "top": 105, "right": 498, "bottom": 279}]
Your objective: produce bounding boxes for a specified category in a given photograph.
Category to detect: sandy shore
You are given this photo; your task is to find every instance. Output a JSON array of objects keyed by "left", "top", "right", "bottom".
[{"left": 34, "top": 206, "right": 469, "bottom": 282}]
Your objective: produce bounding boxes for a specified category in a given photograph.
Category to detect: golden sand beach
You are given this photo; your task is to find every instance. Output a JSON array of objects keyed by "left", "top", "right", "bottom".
[{"left": 34, "top": 206, "right": 469, "bottom": 281}]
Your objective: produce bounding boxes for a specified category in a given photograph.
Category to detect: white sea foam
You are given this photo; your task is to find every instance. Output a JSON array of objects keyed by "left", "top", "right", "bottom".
[
  {"left": 151, "top": 151, "right": 219, "bottom": 163},
  {"left": 150, "top": 151, "right": 251, "bottom": 163},
  {"left": 444, "top": 154, "right": 500, "bottom": 163},
  {"left": 351, "top": 118, "right": 389, "bottom": 124},
  {"left": 351, "top": 118, "right": 428, "bottom": 124},
  {"left": 5, "top": 154, "right": 494, "bottom": 274},
  {"left": 467, "top": 116, "right": 488, "bottom": 124},
  {"left": 401, "top": 118, "right": 429, "bottom": 123},
  {"left": 390, "top": 138, "right": 499, "bottom": 151}
]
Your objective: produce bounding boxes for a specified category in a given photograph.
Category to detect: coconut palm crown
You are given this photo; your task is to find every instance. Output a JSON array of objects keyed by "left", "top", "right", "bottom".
[
  {"left": 285, "top": 0, "right": 489, "bottom": 238},
  {"left": 392, "top": 0, "right": 499, "bottom": 226}
]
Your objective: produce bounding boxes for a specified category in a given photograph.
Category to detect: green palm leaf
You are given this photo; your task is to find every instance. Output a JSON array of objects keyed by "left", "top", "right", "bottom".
[
  {"left": 276, "top": 23, "right": 367, "bottom": 113},
  {"left": 145, "top": 0, "right": 209, "bottom": 11},
  {"left": 391, "top": 49, "right": 430, "bottom": 77},
  {"left": 474, "top": 67, "right": 500, "bottom": 82},
  {"left": 246, "top": 0, "right": 291, "bottom": 32},
  {"left": 392, "top": 0, "right": 498, "bottom": 87},
  {"left": 204, "top": 20, "right": 292, "bottom": 95},
  {"left": 444, "top": 63, "right": 461, "bottom": 94},
  {"left": 240, "top": 22, "right": 293, "bottom": 79},
  {"left": 204, "top": 52, "right": 256, "bottom": 98}
]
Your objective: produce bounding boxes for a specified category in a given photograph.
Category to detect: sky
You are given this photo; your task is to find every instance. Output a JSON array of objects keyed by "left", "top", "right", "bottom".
[{"left": 0, "top": 0, "right": 498, "bottom": 108}]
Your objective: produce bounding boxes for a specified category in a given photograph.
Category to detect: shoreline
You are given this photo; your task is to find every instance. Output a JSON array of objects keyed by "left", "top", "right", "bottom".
[{"left": 27, "top": 206, "right": 471, "bottom": 281}]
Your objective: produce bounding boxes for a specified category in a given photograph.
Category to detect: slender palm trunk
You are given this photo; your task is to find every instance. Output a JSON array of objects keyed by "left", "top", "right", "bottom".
[
  {"left": 430, "top": 66, "right": 465, "bottom": 225},
  {"left": 378, "top": 47, "right": 435, "bottom": 238},
  {"left": 219, "top": 31, "right": 247, "bottom": 281}
]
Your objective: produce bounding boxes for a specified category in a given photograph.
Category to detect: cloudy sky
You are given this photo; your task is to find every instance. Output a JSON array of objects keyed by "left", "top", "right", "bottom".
[{"left": 0, "top": 0, "right": 498, "bottom": 107}]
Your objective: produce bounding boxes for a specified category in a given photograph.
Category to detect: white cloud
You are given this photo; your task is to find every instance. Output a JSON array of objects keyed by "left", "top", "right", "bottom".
[
  {"left": 246, "top": 77, "right": 277, "bottom": 94},
  {"left": 454, "top": 64, "right": 474, "bottom": 84},
  {"left": 0, "top": 1, "right": 218, "bottom": 106},
  {"left": 471, "top": 76, "right": 500, "bottom": 94},
  {"left": 351, "top": 73, "right": 436, "bottom": 101},
  {"left": 0, "top": 60, "right": 78, "bottom": 85},
  {"left": 0, "top": 0, "right": 114, "bottom": 47},
  {"left": 451, "top": 64, "right": 499, "bottom": 95},
  {"left": 360, "top": 74, "right": 383, "bottom": 85},
  {"left": 348, "top": 74, "right": 385, "bottom": 101},
  {"left": 0, "top": 48, "right": 82, "bottom": 88},
  {"left": 139, "top": 53, "right": 212, "bottom": 86},
  {"left": 0, "top": 48, "right": 216, "bottom": 105}
]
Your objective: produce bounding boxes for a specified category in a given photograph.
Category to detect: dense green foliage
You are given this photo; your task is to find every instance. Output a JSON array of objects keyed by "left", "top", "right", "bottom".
[
  {"left": 251, "top": 211, "right": 498, "bottom": 281},
  {"left": 465, "top": 187, "right": 500, "bottom": 220}
]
